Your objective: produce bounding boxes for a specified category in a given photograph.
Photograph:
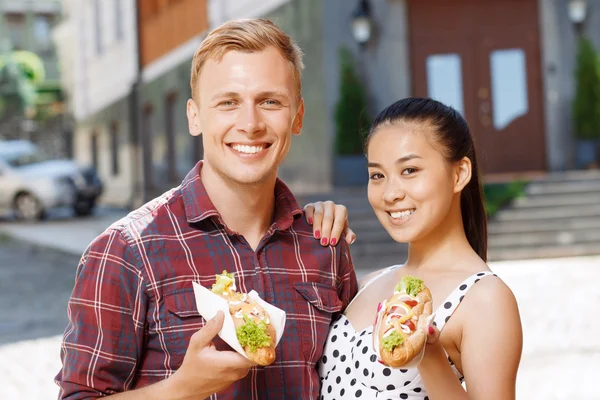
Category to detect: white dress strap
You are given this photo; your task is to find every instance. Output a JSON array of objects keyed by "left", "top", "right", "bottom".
[
  {"left": 433, "top": 271, "right": 496, "bottom": 332},
  {"left": 346, "top": 264, "right": 402, "bottom": 310}
]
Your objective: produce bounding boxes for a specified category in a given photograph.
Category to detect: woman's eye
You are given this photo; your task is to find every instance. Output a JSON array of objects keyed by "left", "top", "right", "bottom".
[
  {"left": 402, "top": 168, "right": 418, "bottom": 175},
  {"left": 369, "top": 173, "right": 384, "bottom": 180}
]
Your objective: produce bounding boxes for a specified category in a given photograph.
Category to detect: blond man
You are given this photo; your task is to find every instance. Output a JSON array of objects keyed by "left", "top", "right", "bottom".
[{"left": 55, "top": 19, "right": 358, "bottom": 399}]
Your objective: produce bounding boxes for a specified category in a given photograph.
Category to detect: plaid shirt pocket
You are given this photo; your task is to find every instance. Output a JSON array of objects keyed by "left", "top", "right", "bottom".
[
  {"left": 164, "top": 289, "right": 205, "bottom": 366},
  {"left": 293, "top": 282, "right": 343, "bottom": 364}
]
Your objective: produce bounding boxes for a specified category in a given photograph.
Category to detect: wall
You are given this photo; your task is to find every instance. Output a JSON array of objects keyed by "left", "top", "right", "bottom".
[
  {"left": 539, "top": 0, "right": 600, "bottom": 171},
  {"left": 75, "top": 96, "right": 136, "bottom": 207},
  {"left": 70, "top": 0, "right": 137, "bottom": 121}
]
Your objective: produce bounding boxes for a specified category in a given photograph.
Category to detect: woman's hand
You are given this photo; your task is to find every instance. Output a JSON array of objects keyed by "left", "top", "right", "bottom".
[{"left": 304, "top": 201, "right": 356, "bottom": 246}]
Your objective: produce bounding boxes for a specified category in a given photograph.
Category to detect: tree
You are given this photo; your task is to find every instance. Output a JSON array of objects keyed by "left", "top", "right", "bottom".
[
  {"left": 572, "top": 37, "right": 600, "bottom": 140},
  {"left": 334, "top": 47, "right": 371, "bottom": 155}
]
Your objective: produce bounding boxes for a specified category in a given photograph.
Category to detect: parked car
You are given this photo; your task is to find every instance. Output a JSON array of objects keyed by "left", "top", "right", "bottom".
[{"left": 0, "top": 140, "right": 103, "bottom": 220}]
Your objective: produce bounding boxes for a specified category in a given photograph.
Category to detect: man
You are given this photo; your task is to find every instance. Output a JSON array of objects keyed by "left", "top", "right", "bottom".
[{"left": 56, "top": 18, "right": 358, "bottom": 399}]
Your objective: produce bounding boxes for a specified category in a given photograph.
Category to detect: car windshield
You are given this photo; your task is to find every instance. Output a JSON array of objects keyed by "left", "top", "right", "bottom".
[{"left": 0, "top": 146, "right": 51, "bottom": 168}]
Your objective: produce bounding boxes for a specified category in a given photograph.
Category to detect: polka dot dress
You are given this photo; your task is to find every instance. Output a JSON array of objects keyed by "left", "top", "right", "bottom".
[{"left": 318, "top": 266, "right": 496, "bottom": 399}]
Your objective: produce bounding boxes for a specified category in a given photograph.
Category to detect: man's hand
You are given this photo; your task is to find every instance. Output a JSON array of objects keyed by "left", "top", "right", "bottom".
[
  {"left": 167, "top": 310, "right": 255, "bottom": 399},
  {"left": 304, "top": 201, "right": 356, "bottom": 246}
]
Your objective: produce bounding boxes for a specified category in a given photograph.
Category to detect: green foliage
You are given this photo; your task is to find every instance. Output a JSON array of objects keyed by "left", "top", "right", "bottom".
[
  {"left": 572, "top": 37, "right": 600, "bottom": 140},
  {"left": 483, "top": 181, "right": 528, "bottom": 217},
  {"left": 334, "top": 47, "right": 371, "bottom": 155}
]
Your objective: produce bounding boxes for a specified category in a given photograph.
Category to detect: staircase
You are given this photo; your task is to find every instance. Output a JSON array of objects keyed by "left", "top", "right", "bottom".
[
  {"left": 299, "top": 170, "right": 600, "bottom": 270},
  {"left": 488, "top": 170, "right": 600, "bottom": 261}
]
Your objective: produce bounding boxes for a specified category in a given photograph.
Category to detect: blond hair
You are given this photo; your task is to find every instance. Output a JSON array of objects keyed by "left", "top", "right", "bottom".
[{"left": 190, "top": 19, "right": 304, "bottom": 101}]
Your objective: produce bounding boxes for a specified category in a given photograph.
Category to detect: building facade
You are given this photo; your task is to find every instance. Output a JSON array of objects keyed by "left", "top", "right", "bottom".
[{"left": 54, "top": 0, "right": 597, "bottom": 207}]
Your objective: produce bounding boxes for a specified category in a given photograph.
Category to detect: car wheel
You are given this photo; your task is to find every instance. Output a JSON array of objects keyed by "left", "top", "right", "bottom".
[
  {"left": 14, "top": 192, "right": 45, "bottom": 221},
  {"left": 73, "top": 200, "right": 95, "bottom": 217}
]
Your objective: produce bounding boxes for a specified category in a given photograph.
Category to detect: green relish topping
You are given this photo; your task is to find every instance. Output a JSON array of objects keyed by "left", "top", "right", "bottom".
[
  {"left": 236, "top": 314, "right": 271, "bottom": 353},
  {"left": 382, "top": 330, "right": 404, "bottom": 352},
  {"left": 210, "top": 270, "right": 235, "bottom": 295},
  {"left": 395, "top": 275, "right": 425, "bottom": 297}
]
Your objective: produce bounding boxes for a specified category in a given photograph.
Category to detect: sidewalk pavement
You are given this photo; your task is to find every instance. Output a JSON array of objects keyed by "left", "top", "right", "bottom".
[{"left": 1, "top": 213, "right": 599, "bottom": 399}]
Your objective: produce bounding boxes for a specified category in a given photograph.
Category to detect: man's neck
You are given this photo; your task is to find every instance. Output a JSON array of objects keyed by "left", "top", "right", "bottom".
[{"left": 201, "top": 164, "right": 276, "bottom": 250}]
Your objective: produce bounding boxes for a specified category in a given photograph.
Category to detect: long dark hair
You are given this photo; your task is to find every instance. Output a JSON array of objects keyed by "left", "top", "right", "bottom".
[{"left": 366, "top": 97, "right": 487, "bottom": 261}]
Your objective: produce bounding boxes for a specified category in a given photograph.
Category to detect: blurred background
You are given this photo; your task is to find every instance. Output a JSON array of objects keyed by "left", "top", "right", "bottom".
[{"left": 0, "top": 0, "right": 598, "bottom": 399}]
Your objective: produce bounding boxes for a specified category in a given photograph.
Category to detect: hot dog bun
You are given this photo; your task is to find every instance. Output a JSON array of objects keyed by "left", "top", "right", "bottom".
[
  {"left": 211, "top": 271, "right": 276, "bottom": 365},
  {"left": 374, "top": 275, "right": 433, "bottom": 367}
]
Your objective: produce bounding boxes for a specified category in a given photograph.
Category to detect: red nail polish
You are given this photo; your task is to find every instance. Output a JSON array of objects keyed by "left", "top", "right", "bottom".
[
  {"left": 428, "top": 326, "right": 435, "bottom": 335},
  {"left": 308, "top": 218, "right": 313, "bottom": 224},
  {"left": 330, "top": 238, "right": 337, "bottom": 246},
  {"left": 321, "top": 237, "right": 328, "bottom": 246},
  {"left": 314, "top": 230, "right": 320, "bottom": 239}
]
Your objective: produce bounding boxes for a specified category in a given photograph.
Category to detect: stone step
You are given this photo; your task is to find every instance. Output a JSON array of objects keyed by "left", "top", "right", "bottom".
[
  {"left": 525, "top": 179, "right": 600, "bottom": 196},
  {"left": 489, "top": 227, "right": 600, "bottom": 248},
  {"left": 529, "top": 169, "right": 600, "bottom": 183},
  {"left": 488, "top": 242, "right": 600, "bottom": 261},
  {"left": 494, "top": 203, "right": 600, "bottom": 222},
  {"left": 350, "top": 235, "right": 600, "bottom": 263},
  {"left": 488, "top": 215, "right": 600, "bottom": 235},
  {"left": 512, "top": 191, "right": 600, "bottom": 208}
]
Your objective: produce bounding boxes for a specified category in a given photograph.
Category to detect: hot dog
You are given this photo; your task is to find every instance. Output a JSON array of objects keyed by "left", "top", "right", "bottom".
[
  {"left": 373, "top": 275, "right": 433, "bottom": 367},
  {"left": 211, "top": 271, "right": 276, "bottom": 366}
]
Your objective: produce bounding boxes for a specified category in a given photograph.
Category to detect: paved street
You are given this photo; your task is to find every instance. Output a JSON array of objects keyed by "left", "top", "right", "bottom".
[
  {"left": 0, "top": 212, "right": 599, "bottom": 399},
  {"left": 0, "top": 236, "right": 79, "bottom": 399}
]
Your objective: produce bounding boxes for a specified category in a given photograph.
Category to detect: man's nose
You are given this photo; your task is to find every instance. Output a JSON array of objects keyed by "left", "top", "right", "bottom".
[{"left": 236, "top": 104, "right": 266, "bottom": 135}]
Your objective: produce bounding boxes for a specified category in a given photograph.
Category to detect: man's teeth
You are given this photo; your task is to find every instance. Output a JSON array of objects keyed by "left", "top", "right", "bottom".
[
  {"left": 231, "top": 144, "right": 264, "bottom": 154},
  {"left": 390, "top": 210, "right": 414, "bottom": 219}
]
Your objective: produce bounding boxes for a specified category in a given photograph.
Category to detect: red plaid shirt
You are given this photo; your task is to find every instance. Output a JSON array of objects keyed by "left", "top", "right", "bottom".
[{"left": 56, "top": 162, "right": 358, "bottom": 399}]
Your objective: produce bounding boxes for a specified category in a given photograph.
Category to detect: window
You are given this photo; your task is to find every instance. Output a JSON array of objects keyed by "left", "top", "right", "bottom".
[
  {"left": 115, "top": 0, "right": 123, "bottom": 40},
  {"left": 5, "top": 14, "right": 25, "bottom": 50},
  {"left": 165, "top": 93, "right": 178, "bottom": 183},
  {"left": 33, "top": 14, "right": 53, "bottom": 50},
  {"left": 93, "top": 0, "right": 102, "bottom": 54},
  {"left": 91, "top": 131, "right": 99, "bottom": 171},
  {"left": 426, "top": 53, "right": 465, "bottom": 115},
  {"left": 110, "top": 122, "right": 120, "bottom": 176},
  {"left": 490, "top": 48, "right": 529, "bottom": 130}
]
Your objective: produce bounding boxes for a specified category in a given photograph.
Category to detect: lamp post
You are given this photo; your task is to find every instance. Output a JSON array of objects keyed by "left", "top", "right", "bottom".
[
  {"left": 351, "top": 0, "right": 372, "bottom": 49},
  {"left": 568, "top": 0, "right": 588, "bottom": 37}
]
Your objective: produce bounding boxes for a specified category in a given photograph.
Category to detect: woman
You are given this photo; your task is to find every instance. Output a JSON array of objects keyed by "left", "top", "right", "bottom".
[{"left": 318, "top": 98, "right": 522, "bottom": 399}]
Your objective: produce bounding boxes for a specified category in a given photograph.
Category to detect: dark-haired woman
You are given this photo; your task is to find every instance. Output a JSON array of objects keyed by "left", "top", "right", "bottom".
[{"left": 318, "top": 98, "right": 522, "bottom": 400}]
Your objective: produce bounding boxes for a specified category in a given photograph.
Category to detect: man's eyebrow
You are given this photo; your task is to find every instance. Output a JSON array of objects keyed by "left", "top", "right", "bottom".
[
  {"left": 258, "top": 90, "right": 290, "bottom": 98},
  {"left": 210, "top": 92, "right": 240, "bottom": 101}
]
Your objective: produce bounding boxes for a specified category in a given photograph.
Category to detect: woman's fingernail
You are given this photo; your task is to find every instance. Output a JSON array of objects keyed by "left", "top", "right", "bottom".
[
  {"left": 321, "top": 237, "right": 328, "bottom": 246},
  {"left": 330, "top": 238, "right": 337, "bottom": 246},
  {"left": 314, "top": 230, "right": 321, "bottom": 239},
  {"left": 308, "top": 218, "right": 313, "bottom": 224},
  {"left": 428, "top": 326, "right": 435, "bottom": 335}
]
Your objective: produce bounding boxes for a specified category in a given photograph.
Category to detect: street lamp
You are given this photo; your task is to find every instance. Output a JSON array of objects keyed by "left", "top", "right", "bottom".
[
  {"left": 351, "top": 0, "right": 372, "bottom": 48},
  {"left": 568, "top": 0, "right": 588, "bottom": 36}
]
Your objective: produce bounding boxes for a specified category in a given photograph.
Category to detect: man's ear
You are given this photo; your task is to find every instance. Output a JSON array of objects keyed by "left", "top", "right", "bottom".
[
  {"left": 187, "top": 98, "right": 202, "bottom": 137},
  {"left": 453, "top": 156, "right": 472, "bottom": 193},
  {"left": 291, "top": 98, "right": 305, "bottom": 136}
]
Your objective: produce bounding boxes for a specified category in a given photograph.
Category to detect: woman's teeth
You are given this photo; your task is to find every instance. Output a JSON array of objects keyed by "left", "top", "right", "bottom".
[
  {"left": 389, "top": 210, "right": 414, "bottom": 219},
  {"left": 231, "top": 144, "right": 265, "bottom": 154}
]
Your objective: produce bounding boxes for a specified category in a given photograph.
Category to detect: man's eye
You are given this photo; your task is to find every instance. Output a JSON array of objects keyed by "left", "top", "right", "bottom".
[
  {"left": 218, "top": 101, "right": 235, "bottom": 107},
  {"left": 263, "top": 99, "right": 280, "bottom": 106}
]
